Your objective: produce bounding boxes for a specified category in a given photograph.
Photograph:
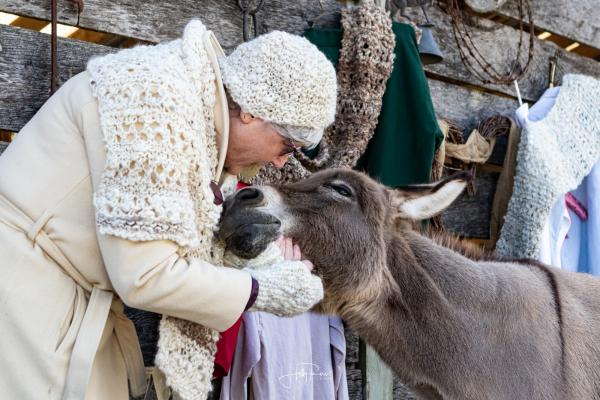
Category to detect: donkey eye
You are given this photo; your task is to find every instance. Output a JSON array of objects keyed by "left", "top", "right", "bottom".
[{"left": 325, "top": 182, "right": 353, "bottom": 197}]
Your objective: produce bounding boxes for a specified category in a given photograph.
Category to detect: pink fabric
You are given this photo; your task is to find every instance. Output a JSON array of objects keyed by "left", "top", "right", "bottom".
[
  {"left": 565, "top": 192, "right": 588, "bottom": 221},
  {"left": 236, "top": 181, "right": 250, "bottom": 191}
]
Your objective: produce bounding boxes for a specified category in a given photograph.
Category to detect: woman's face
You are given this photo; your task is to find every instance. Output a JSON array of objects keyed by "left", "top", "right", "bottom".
[{"left": 224, "top": 111, "right": 301, "bottom": 175}]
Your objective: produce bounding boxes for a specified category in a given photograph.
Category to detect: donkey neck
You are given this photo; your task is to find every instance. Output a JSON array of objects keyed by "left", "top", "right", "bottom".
[
  {"left": 344, "top": 230, "right": 502, "bottom": 384},
  {"left": 387, "top": 229, "right": 491, "bottom": 314}
]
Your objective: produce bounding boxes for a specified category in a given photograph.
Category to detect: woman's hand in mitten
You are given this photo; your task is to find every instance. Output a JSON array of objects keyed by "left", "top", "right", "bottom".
[{"left": 244, "top": 237, "right": 322, "bottom": 317}]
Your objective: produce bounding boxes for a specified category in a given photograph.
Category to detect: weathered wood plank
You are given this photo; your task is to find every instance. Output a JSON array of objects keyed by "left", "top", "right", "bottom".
[
  {"left": 424, "top": 6, "right": 600, "bottom": 102},
  {"left": 5, "top": 1, "right": 598, "bottom": 102},
  {"left": 428, "top": 78, "right": 517, "bottom": 132},
  {"left": 498, "top": 0, "right": 600, "bottom": 49},
  {"left": 393, "top": 378, "right": 419, "bottom": 400},
  {"left": 0, "top": 0, "right": 340, "bottom": 51},
  {"left": 442, "top": 170, "right": 499, "bottom": 238},
  {"left": 345, "top": 328, "right": 363, "bottom": 399},
  {"left": 347, "top": 367, "right": 364, "bottom": 400},
  {"left": 466, "top": 0, "right": 509, "bottom": 13},
  {"left": 429, "top": 78, "right": 512, "bottom": 167},
  {"left": 0, "top": 24, "right": 113, "bottom": 132},
  {"left": 430, "top": 79, "right": 508, "bottom": 238},
  {"left": 360, "top": 340, "right": 394, "bottom": 400}
]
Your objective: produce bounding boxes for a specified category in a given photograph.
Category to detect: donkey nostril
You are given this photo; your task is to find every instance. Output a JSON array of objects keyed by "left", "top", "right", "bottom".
[{"left": 236, "top": 187, "right": 263, "bottom": 204}]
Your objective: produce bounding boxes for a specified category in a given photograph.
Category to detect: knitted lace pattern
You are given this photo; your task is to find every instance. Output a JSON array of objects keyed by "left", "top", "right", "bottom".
[
  {"left": 88, "top": 20, "right": 227, "bottom": 400},
  {"left": 496, "top": 74, "right": 600, "bottom": 258},
  {"left": 251, "top": 2, "right": 395, "bottom": 185}
]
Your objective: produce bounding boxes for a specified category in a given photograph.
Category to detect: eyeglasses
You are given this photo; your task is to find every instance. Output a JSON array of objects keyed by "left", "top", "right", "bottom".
[
  {"left": 272, "top": 123, "right": 308, "bottom": 157},
  {"left": 279, "top": 137, "right": 300, "bottom": 157}
]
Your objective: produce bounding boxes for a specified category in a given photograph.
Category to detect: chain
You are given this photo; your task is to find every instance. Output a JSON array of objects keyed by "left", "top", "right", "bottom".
[
  {"left": 51, "top": 0, "right": 59, "bottom": 94},
  {"left": 444, "top": 0, "right": 535, "bottom": 85},
  {"left": 50, "top": 0, "right": 84, "bottom": 95},
  {"left": 237, "top": 0, "right": 266, "bottom": 41}
]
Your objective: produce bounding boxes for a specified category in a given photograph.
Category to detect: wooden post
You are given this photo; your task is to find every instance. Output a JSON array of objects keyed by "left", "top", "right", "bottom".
[{"left": 359, "top": 339, "right": 394, "bottom": 400}]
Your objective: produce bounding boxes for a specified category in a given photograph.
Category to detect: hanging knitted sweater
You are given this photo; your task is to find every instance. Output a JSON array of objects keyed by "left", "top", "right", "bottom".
[{"left": 496, "top": 74, "right": 600, "bottom": 259}]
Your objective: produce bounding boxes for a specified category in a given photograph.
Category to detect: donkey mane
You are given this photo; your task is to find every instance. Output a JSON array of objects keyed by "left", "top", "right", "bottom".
[{"left": 422, "top": 227, "right": 497, "bottom": 262}]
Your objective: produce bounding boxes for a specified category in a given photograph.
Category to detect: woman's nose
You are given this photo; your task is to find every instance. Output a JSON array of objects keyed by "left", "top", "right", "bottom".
[{"left": 234, "top": 187, "right": 264, "bottom": 206}]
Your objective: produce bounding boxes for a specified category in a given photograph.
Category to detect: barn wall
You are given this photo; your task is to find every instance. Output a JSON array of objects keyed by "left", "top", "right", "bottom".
[{"left": 1, "top": 1, "right": 598, "bottom": 399}]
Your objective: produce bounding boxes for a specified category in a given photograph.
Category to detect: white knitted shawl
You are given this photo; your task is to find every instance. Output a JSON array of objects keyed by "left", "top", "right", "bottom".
[
  {"left": 88, "top": 20, "right": 227, "bottom": 400},
  {"left": 496, "top": 74, "right": 600, "bottom": 259}
]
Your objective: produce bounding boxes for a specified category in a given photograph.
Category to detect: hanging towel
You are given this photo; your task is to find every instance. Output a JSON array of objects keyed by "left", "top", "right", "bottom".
[
  {"left": 220, "top": 312, "right": 348, "bottom": 400},
  {"left": 305, "top": 22, "right": 443, "bottom": 186},
  {"left": 355, "top": 22, "right": 443, "bottom": 185}
]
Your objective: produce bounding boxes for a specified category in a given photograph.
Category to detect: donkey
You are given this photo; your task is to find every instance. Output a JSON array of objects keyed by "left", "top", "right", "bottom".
[{"left": 218, "top": 168, "right": 600, "bottom": 400}]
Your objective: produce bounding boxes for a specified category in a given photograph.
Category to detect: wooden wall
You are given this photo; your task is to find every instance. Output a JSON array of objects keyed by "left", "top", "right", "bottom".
[{"left": 1, "top": 1, "right": 598, "bottom": 399}]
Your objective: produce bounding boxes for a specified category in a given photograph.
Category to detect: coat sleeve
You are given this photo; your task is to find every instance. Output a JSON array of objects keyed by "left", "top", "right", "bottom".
[
  {"left": 73, "top": 72, "right": 252, "bottom": 332},
  {"left": 97, "top": 234, "right": 252, "bottom": 332}
]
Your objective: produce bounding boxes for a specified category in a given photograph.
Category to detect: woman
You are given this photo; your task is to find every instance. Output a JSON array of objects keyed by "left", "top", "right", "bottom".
[{"left": 0, "top": 19, "right": 336, "bottom": 399}]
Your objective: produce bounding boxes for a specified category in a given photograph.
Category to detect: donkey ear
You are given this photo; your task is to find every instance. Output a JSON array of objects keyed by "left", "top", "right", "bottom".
[{"left": 390, "top": 172, "right": 471, "bottom": 220}]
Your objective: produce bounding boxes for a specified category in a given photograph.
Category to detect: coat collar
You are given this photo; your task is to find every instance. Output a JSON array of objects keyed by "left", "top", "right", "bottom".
[{"left": 203, "top": 30, "right": 229, "bottom": 183}]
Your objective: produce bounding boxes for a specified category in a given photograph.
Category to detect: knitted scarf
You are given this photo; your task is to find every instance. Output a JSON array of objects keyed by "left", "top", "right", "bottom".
[
  {"left": 496, "top": 74, "right": 600, "bottom": 258},
  {"left": 88, "top": 20, "right": 229, "bottom": 400},
  {"left": 250, "top": 2, "right": 396, "bottom": 185}
]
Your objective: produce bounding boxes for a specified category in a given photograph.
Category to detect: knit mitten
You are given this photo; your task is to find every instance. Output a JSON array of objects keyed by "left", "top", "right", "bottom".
[{"left": 244, "top": 260, "right": 324, "bottom": 317}]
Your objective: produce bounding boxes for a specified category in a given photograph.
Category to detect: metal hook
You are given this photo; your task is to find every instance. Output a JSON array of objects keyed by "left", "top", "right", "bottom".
[
  {"left": 513, "top": 80, "right": 523, "bottom": 106},
  {"left": 72, "top": 0, "right": 84, "bottom": 26},
  {"left": 548, "top": 50, "right": 560, "bottom": 88},
  {"left": 237, "top": 0, "right": 266, "bottom": 41}
]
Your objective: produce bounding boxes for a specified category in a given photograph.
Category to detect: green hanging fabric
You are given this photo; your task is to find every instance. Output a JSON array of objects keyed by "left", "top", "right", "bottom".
[
  {"left": 304, "top": 23, "right": 443, "bottom": 186},
  {"left": 303, "top": 28, "right": 343, "bottom": 67}
]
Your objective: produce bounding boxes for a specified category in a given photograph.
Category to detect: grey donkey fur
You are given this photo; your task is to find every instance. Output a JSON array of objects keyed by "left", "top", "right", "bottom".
[{"left": 218, "top": 168, "right": 600, "bottom": 400}]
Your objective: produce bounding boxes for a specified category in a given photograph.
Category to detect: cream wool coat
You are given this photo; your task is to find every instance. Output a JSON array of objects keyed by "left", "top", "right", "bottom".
[{"left": 0, "top": 42, "right": 252, "bottom": 400}]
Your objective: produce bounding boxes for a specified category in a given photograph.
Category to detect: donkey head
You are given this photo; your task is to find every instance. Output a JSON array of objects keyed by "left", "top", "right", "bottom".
[{"left": 218, "top": 168, "right": 469, "bottom": 311}]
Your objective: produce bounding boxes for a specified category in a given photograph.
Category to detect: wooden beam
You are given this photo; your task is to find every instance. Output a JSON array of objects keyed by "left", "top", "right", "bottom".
[
  {"left": 497, "top": 0, "right": 600, "bottom": 50},
  {"left": 10, "top": 15, "right": 48, "bottom": 30},
  {"left": 442, "top": 170, "right": 499, "bottom": 238},
  {"left": 360, "top": 340, "right": 394, "bottom": 400},
  {"left": 4, "top": 1, "right": 597, "bottom": 100},
  {"left": 0, "top": 24, "right": 113, "bottom": 132},
  {"left": 0, "top": 0, "right": 340, "bottom": 52},
  {"left": 428, "top": 78, "right": 517, "bottom": 132},
  {"left": 428, "top": 80, "right": 512, "bottom": 238}
]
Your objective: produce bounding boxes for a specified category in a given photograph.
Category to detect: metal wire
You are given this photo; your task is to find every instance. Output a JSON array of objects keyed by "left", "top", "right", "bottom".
[{"left": 444, "top": 0, "right": 535, "bottom": 85}]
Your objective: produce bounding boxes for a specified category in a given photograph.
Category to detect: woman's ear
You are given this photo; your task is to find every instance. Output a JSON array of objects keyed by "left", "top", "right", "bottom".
[{"left": 239, "top": 111, "right": 257, "bottom": 124}]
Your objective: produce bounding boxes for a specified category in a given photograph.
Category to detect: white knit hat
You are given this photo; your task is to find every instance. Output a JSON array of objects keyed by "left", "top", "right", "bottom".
[{"left": 218, "top": 31, "right": 337, "bottom": 148}]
